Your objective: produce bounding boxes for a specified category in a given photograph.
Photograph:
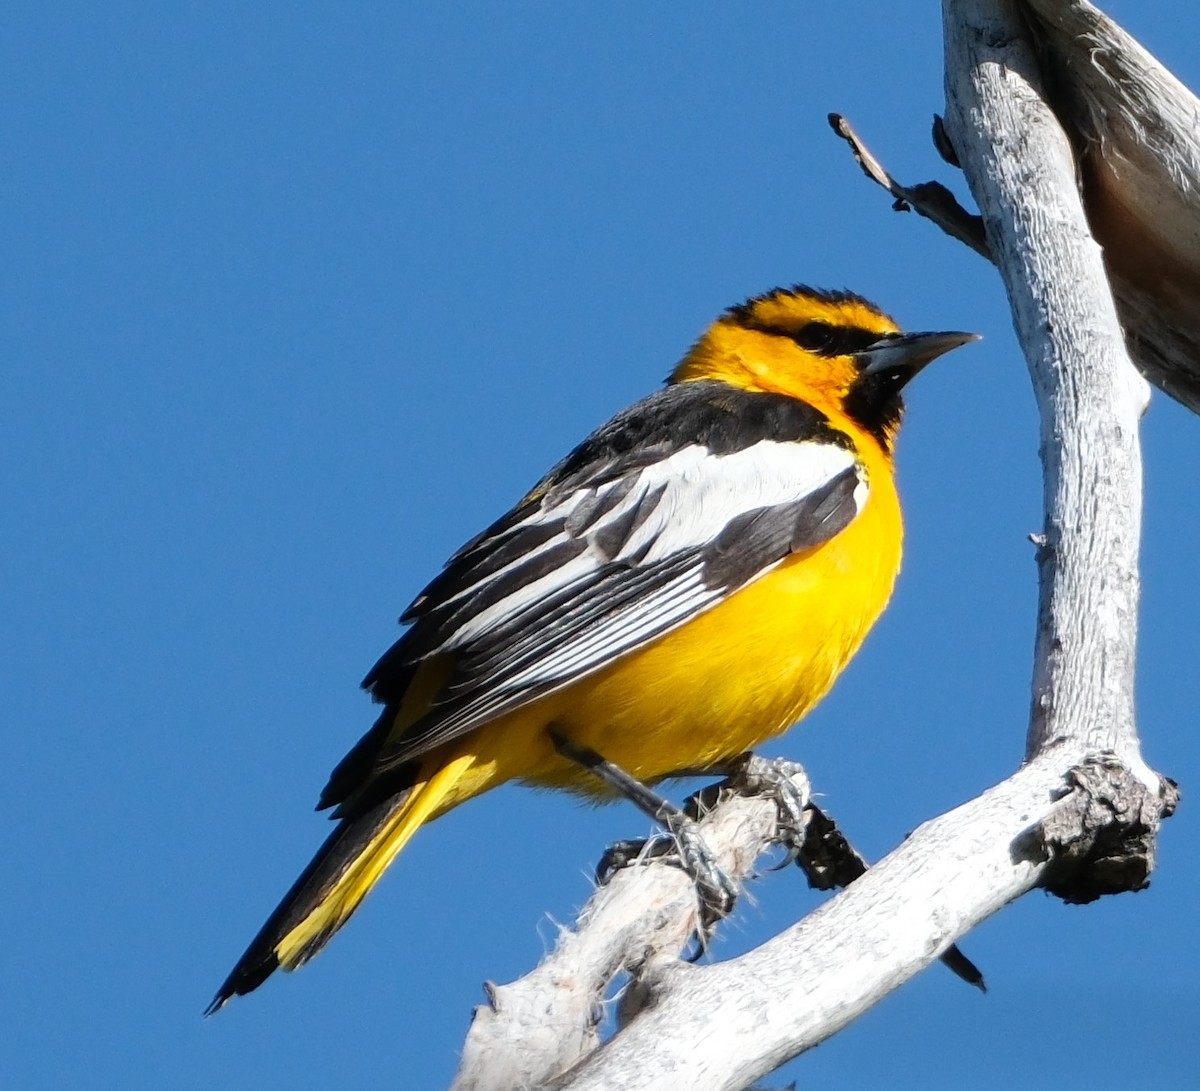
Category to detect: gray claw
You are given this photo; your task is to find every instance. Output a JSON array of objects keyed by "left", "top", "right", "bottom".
[
  {"left": 596, "top": 817, "right": 738, "bottom": 927},
  {"left": 730, "top": 754, "right": 812, "bottom": 861},
  {"left": 666, "top": 816, "right": 739, "bottom": 925}
]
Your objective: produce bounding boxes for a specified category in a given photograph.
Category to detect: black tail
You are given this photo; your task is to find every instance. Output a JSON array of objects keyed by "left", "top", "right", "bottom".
[{"left": 205, "top": 788, "right": 413, "bottom": 1015}]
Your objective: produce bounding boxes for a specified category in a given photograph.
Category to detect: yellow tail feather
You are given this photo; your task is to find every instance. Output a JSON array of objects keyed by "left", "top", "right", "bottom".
[{"left": 274, "top": 752, "right": 476, "bottom": 970}]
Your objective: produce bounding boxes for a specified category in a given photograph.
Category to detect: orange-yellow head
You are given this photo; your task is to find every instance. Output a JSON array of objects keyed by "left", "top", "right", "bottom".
[{"left": 672, "top": 285, "right": 977, "bottom": 453}]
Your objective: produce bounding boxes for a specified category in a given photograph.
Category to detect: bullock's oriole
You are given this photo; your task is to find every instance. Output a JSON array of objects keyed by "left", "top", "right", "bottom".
[{"left": 208, "top": 285, "right": 976, "bottom": 1011}]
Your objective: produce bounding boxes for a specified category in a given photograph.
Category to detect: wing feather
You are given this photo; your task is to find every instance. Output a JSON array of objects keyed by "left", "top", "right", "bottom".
[{"left": 367, "top": 441, "right": 863, "bottom": 769}]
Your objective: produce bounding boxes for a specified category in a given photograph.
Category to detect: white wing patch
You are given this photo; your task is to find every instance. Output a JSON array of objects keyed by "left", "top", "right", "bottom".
[
  {"left": 436, "top": 441, "right": 859, "bottom": 648},
  {"left": 435, "top": 439, "right": 862, "bottom": 651}
]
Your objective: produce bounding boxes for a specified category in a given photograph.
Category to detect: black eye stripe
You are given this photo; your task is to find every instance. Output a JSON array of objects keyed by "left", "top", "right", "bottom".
[{"left": 793, "top": 322, "right": 884, "bottom": 357}]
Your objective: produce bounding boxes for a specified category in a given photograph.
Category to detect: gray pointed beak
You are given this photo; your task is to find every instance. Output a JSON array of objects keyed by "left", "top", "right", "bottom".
[{"left": 856, "top": 330, "right": 980, "bottom": 381}]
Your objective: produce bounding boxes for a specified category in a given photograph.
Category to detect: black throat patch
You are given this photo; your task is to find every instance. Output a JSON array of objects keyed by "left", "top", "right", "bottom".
[{"left": 842, "top": 371, "right": 906, "bottom": 451}]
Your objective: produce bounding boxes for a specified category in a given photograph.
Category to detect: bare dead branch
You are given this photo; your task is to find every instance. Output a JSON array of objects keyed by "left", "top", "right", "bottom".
[
  {"left": 1022, "top": 0, "right": 1200, "bottom": 413},
  {"left": 453, "top": 758, "right": 984, "bottom": 1088},
  {"left": 834, "top": 0, "right": 1200, "bottom": 414},
  {"left": 828, "top": 112, "right": 990, "bottom": 259},
  {"left": 552, "top": 754, "right": 1170, "bottom": 1091},
  {"left": 942, "top": 0, "right": 1153, "bottom": 771}
]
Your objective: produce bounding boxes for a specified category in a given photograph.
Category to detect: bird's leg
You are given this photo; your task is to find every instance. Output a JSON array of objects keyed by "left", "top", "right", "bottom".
[{"left": 548, "top": 729, "right": 738, "bottom": 924}]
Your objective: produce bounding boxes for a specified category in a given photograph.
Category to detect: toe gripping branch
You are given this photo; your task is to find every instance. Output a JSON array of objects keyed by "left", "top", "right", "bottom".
[{"left": 550, "top": 733, "right": 986, "bottom": 990}]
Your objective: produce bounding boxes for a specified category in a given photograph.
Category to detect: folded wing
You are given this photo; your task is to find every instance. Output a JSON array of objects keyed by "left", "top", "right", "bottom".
[{"left": 356, "top": 382, "right": 867, "bottom": 777}]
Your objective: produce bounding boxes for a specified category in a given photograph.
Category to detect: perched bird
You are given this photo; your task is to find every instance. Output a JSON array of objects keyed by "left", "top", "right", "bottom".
[{"left": 208, "top": 285, "right": 976, "bottom": 1011}]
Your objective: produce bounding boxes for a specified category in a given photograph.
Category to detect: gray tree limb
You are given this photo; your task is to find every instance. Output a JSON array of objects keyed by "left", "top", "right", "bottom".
[
  {"left": 1023, "top": 0, "right": 1200, "bottom": 413},
  {"left": 941, "top": 0, "right": 1152, "bottom": 770}
]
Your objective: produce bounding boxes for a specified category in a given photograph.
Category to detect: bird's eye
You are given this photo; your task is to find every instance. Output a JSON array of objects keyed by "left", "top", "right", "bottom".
[{"left": 794, "top": 322, "right": 836, "bottom": 352}]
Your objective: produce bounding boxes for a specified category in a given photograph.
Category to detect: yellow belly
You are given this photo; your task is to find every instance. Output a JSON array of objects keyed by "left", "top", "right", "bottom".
[{"left": 431, "top": 462, "right": 904, "bottom": 808}]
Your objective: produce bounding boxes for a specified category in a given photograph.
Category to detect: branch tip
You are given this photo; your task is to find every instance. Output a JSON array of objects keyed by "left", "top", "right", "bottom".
[{"left": 827, "top": 112, "right": 991, "bottom": 259}]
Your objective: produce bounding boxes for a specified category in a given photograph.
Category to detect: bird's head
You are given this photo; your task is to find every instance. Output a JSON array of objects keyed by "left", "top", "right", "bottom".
[{"left": 671, "top": 285, "right": 978, "bottom": 452}]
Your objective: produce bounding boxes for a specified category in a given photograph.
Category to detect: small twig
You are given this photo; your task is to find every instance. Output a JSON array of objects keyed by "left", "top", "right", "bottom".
[{"left": 828, "top": 112, "right": 991, "bottom": 259}]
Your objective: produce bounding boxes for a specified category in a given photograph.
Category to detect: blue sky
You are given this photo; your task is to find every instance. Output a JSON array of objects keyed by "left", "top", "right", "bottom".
[{"left": 5, "top": 3, "right": 1199, "bottom": 1088}]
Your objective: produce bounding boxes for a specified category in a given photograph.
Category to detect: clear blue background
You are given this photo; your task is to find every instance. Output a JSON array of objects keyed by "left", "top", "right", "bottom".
[{"left": 4, "top": 3, "right": 1198, "bottom": 1088}]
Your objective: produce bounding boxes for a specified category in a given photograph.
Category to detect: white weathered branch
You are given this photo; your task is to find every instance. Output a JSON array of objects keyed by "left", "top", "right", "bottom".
[
  {"left": 450, "top": 2, "right": 1183, "bottom": 1086},
  {"left": 837, "top": 0, "right": 1200, "bottom": 414},
  {"left": 551, "top": 754, "right": 1165, "bottom": 1091},
  {"left": 941, "top": 0, "right": 1152, "bottom": 772},
  {"left": 452, "top": 766, "right": 810, "bottom": 1090}
]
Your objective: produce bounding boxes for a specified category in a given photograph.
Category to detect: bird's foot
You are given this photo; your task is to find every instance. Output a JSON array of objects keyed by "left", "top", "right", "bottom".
[
  {"left": 597, "top": 812, "right": 738, "bottom": 928},
  {"left": 721, "top": 753, "right": 812, "bottom": 869}
]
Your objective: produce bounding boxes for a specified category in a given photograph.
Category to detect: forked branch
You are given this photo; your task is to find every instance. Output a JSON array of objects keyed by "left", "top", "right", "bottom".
[{"left": 452, "top": 2, "right": 1186, "bottom": 1086}]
